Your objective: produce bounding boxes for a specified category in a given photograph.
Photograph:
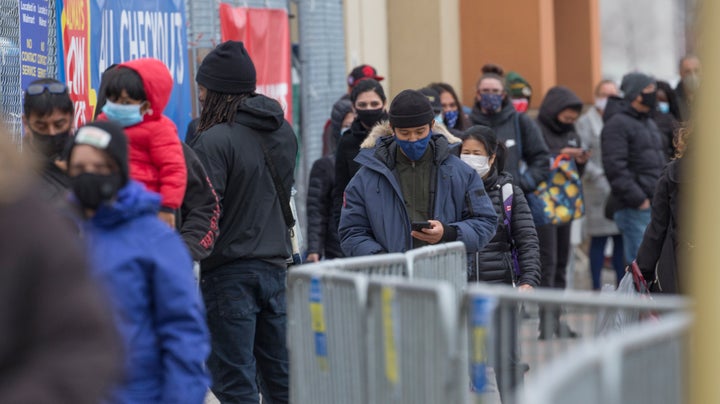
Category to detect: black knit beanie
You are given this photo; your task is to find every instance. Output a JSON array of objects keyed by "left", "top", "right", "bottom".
[
  {"left": 621, "top": 72, "right": 655, "bottom": 101},
  {"left": 389, "top": 89, "right": 435, "bottom": 128},
  {"left": 69, "top": 121, "right": 129, "bottom": 186},
  {"left": 196, "top": 41, "right": 256, "bottom": 94}
]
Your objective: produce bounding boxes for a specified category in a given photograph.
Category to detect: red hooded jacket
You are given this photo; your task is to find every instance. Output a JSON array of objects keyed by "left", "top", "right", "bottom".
[{"left": 99, "top": 58, "right": 187, "bottom": 210}]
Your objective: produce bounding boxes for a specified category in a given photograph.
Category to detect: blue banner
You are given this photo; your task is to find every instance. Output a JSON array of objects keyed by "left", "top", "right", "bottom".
[
  {"left": 90, "top": 0, "right": 191, "bottom": 137},
  {"left": 19, "top": 0, "right": 51, "bottom": 89}
]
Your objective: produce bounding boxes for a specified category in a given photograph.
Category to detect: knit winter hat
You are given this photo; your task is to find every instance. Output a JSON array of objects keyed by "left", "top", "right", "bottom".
[
  {"left": 389, "top": 89, "right": 435, "bottom": 128},
  {"left": 506, "top": 71, "right": 533, "bottom": 99},
  {"left": 196, "top": 41, "right": 256, "bottom": 94},
  {"left": 347, "top": 64, "right": 384, "bottom": 88},
  {"left": 418, "top": 87, "right": 442, "bottom": 115},
  {"left": 69, "top": 121, "right": 129, "bottom": 186},
  {"left": 621, "top": 72, "right": 655, "bottom": 101}
]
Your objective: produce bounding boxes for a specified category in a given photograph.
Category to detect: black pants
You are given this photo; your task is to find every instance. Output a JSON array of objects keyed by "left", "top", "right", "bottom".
[{"left": 537, "top": 223, "right": 572, "bottom": 289}]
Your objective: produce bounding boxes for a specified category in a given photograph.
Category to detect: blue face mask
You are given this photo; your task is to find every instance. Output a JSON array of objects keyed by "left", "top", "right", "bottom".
[
  {"left": 444, "top": 110, "right": 459, "bottom": 128},
  {"left": 658, "top": 101, "right": 670, "bottom": 115},
  {"left": 434, "top": 114, "right": 444, "bottom": 126},
  {"left": 102, "top": 100, "right": 144, "bottom": 128},
  {"left": 479, "top": 93, "right": 503, "bottom": 113},
  {"left": 396, "top": 132, "right": 432, "bottom": 161}
]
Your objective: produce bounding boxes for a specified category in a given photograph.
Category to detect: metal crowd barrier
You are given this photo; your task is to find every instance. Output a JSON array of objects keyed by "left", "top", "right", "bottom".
[
  {"left": 365, "top": 277, "right": 468, "bottom": 404},
  {"left": 287, "top": 267, "right": 369, "bottom": 404},
  {"left": 519, "top": 312, "right": 691, "bottom": 404},
  {"left": 462, "top": 284, "right": 691, "bottom": 403},
  {"left": 323, "top": 253, "right": 408, "bottom": 276},
  {"left": 405, "top": 241, "right": 468, "bottom": 294}
]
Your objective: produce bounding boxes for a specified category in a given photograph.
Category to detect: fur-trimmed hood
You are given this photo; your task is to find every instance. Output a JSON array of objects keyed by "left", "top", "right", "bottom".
[{"left": 360, "top": 120, "right": 462, "bottom": 149}]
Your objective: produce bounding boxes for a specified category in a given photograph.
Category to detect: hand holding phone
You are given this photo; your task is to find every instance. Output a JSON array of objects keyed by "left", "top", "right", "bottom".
[{"left": 411, "top": 221, "right": 432, "bottom": 232}]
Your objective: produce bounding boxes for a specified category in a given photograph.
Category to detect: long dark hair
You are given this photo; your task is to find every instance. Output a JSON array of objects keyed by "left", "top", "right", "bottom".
[
  {"left": 429, "top": 82, "right": 468, "bottom": 131},
  {"left": 461, "top": 125, "right": 507, "bottom": 172},
  {"left": 197, "top": 90, "right": 254, "bottom": 132},
  {"left": 656, "top": 80, "right": 682, "bottom": 121}
]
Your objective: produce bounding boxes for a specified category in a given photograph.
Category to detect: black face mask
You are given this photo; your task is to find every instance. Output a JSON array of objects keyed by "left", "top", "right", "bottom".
[
  {"left": 356, "top": 108, "right": 386, "bottom": 128},
  {"left": 31, "top": 130, "right": 71, "bottom": 160},
  {"left": 556, "top": 120, "right": 575, "bottom": 133},
  {"left": 71, "top": 172, "right": 122, "bottom": 210},
  {"left": 641, "top": 92, "right": 657, "bottom": 110}
]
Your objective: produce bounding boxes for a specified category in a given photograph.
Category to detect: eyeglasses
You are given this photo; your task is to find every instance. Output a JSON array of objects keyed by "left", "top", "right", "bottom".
[{"left": 25, "top": 82, "right": 68, "bottom": 96}]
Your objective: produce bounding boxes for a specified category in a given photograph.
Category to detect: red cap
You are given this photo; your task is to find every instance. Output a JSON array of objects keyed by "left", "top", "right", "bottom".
[{"left": 347, "top": 64, "right": 384, "bottom": 87}]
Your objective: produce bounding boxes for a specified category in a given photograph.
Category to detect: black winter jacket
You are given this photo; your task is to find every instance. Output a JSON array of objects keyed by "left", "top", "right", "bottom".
[
  {"left": 536, "top": 86, "right": 586, "bottom": 174},
  {"left": 470, "top": 102, "right": 550, "bottom": 194},
  {"left": 636, "top": 159, "right": 682, "bottom": 294},
  {"left": 601, "top": 97, "right": 666, "bottom": 209},
  {"left": 178, "top": 143, "right": 219, "bottom": 262},
  {"left": 332, "top": 119, "right": 370, "bottom": 228},
  {"left": 306, "top": 155, "right": 343, "bottom": 259},
  {"left": 192, "top": 94, "right": 298, "bottom": 271},
  {"left": 470, "top": 169, "right": 541, "bottom": 287}
]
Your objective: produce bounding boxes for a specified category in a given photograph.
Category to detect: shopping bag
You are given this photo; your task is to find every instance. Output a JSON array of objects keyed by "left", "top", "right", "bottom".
[{"left": 594, "top": 262, "right": 655, "bottom": 336}]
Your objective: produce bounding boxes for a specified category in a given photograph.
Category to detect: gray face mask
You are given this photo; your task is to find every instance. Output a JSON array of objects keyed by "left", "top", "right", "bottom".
[{"left": 684, "top": 74, "right": 700, "bottom": 93}]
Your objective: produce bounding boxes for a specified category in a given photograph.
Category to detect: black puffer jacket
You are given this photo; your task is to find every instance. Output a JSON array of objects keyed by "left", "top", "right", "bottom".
[
  {"left": 306, "top": 155, "right": 343, "bottom": 259},
  {"left": 601, "top": 97, "right": 666, "bottom": 209},
  {"left": 470, "top": 102, "right": 550, "bottom": 194},
  {"left": 332, "top": 118, "right": 370, "bottom": 228},
  {"left": 469, "top": 169, "right": 541, "bottom": 287}
]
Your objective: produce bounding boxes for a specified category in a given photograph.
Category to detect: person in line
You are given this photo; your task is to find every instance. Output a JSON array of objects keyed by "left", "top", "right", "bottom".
[
  {"left": 636, "top": 126, "right": 689, "bottom": 294},
  {"left": 97, "top": 59, "right": 187, "bottom": 228},
  {"left": 575, "top": 79, "right": 625, "bottom": 290},
  {"left": 460, "top": 125, "right": 541, "bottom": 400},
  {"left": 655, "top": 80, "right": 682, "bottom": 161},
  {"left": 306, "top": 99, "right": 354, "bottom": 262},
  {"left": 332, "top": 79, "right": 388, "bottom": 228},
  {"left": 469, "top": 65, "right": 550, "bottom": 205},
  {"left": 67, "top": 121, "right": 209, "bottom": 403},
  {"left": 535, "top": 85, "right": 588, "bottom": 338},
  {"left": 674, "top": 55, "right": 701, "bottom": 121},
  {"left": 22, "top": 78, "right": 75, "bottom": 202},
  {"left": 192, "top": 41, "right": 297, "bottom": 403},
  {"left": 0, "top": 127, "right": 122, "bottom": 404},
  {"left": 339, "top": 89, "right": 496, "bottom": 256},
  {"left": 602, "top": 73, "right": 666, "bottom": 264},
  {"left": 429, "top": 82, "right": 471, "bottom": 133},
  {"left": 505, "top": 71, "right": 533, "bottom": 114}
]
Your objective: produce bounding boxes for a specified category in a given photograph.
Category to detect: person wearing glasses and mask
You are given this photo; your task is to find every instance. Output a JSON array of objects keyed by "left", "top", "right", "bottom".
[{"left": 22, "top": 78, "right": 75, "bottom": 202}]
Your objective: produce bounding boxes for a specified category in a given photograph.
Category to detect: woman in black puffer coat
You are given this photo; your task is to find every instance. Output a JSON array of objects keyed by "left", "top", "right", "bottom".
[
  {"left": 460, "top": 126, "right": 541, "bottom": 288},
  {"left": 459, "top": 125, "right": 541, "bottom": 400}
]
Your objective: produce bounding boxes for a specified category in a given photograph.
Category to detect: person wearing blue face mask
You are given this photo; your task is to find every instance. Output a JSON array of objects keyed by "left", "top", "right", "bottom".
[
  {"left": 97, "top": 59, "right": 187, "bottom": 228},
  {"left": 339, "top": 89, "right": 497, "bottom": 255},
  {"left": 654, "top": 81, "right": 682, "bottom": 161}
]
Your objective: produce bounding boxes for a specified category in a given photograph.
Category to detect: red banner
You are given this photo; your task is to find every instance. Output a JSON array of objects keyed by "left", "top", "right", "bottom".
[
  {"left": 219, "top": 4, "right": 292, "bottom": 124},
  {"left": 60, "top": 0, "right": 96, "bottom": 128}
]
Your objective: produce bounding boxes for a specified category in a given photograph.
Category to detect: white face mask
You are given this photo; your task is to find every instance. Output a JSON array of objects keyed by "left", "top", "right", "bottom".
[
  {"left": 461, "top": 154, "right": 490, "bottom": 177},
  {"left": 594, "top": 97, "right": 608, "bottom": 112}
]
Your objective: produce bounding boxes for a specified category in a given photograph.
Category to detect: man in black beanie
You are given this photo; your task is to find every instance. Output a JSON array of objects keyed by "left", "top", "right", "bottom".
[
  {"left": 191, "top": 40, "right": 297, "bottom": 403},
  {"left": 601, "top": 72, "right": 666, "bottom": 265},
  {"left": 338, "top": 89, "right": 496, "bottom": 256}
]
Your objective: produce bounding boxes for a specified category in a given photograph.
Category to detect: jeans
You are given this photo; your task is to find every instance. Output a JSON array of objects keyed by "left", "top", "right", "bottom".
[
  {"left": 613, "top": 208, "right": 652, "bottom": 264},
  {"left": 589, "top": 235, "right": 625, "bottom": 290},
  {"left": 201, "top": 260, "right": 289, "bottom": 404}
]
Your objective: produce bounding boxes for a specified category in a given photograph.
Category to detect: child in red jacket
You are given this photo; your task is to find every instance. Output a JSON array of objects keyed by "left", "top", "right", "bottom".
[{"left": 98, "top": 58, "right": 187, "bottom": 227}]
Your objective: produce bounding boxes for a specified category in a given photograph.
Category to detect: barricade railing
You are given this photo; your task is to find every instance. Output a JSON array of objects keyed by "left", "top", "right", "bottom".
[
  {"left": 287, "top": 266, "right": 369, "bottom": 404},
  {"left": 324, "top": 253, "right": 408, "bottom": 276},
  {"left": 365, "top": 277, "right": 468, "bottom": 404},
  {"left": 519, "top": 312, "right": 691, "bottom": 404},
  {"left": 405, "top": 241, "right": 467, "bottom": 294},
  {"left": 462, "top": 284, "right": 691, "bottom": 403}
]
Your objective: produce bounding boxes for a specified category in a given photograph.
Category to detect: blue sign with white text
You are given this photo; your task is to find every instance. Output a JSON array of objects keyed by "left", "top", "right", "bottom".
[{"left": 19, "top": 0, "right": 51, "bottom": 89}]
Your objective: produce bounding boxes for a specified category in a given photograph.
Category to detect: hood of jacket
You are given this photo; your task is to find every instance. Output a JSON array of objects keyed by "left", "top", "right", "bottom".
[
  {"left": 233, "top": 94, "right": 286, "bottom": 132},
  {"left": 603, "top": 95, "right": 631, "bottom": 123},
  {"left": 87, "top": 180, "right": 161, "bottom": 228},
  {"left": 470, "top": 99, "right": 516, "bottom": 127},
  {"left": 360, "top": 120, "right": 461, "bottom": 149},
  {"left": 482, "top": 167, "right": 514, "bottom": 191},
  {"left": 119, "top": 58, "right": 173, "bottom": 122},
  {"left": 537, "top": 86, "right": 583, "bottom": 134}
]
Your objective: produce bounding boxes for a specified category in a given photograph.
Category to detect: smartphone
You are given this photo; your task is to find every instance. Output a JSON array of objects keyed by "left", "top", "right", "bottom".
[{"left": 411, "top": 221, "right": 432, "bottom": 231}]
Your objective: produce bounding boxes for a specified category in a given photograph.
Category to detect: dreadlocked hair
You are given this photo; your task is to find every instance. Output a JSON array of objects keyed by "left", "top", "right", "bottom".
[{"left": 197, "top": 90, "right": 254, "bottom": 132}]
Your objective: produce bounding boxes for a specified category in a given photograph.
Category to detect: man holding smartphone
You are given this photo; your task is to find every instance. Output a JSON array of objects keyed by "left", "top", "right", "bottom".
[{"left": 339, "top": 89, "right": 496, "bottom": 256}]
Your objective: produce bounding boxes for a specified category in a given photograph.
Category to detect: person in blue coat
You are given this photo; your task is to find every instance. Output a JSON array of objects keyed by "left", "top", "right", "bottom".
[
  {"left": 340, "top": 89, "right": 497, "bottom": 256},
  {"left": 66, "top": 121, "right": 210, "bottom": 404}
]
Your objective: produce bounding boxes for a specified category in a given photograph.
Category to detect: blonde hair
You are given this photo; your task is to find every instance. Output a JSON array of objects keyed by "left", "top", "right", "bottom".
[
  {"left": 0, "top": 126, "right": 34, "bottom": 203},
  {"left": 673, "top": 125, "right": 690, "bottom": 159}
]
